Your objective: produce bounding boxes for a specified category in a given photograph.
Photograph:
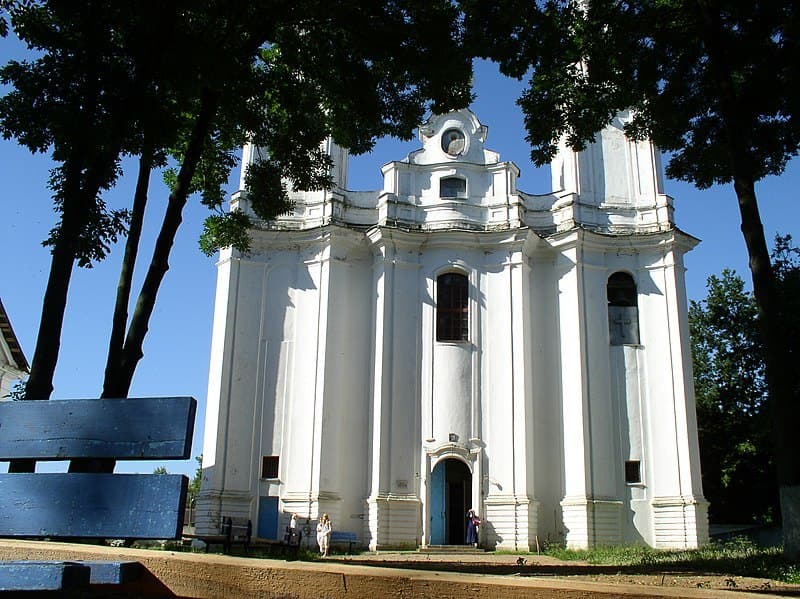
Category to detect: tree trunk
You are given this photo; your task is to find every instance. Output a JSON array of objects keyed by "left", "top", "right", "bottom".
[
  {"left": 69, "top": 91, "right": 220, "bottom": 476},
  {"left": 102, "top": 149, "right": 153, "bottom": 396},
  {"left": 7, "top": 241, "right": 76, "bottom": 473},
  {"left": 64, "top": 152, "right": 156, "bottom": 475},
  {"left": 697, "top": 1, "right": 800, "bottom": 555},
  {"left": 112, "top": 90, "right": 220, "bottom": 397},
  {"left": 8, "top": 160, "right": 87, "bottom": 473},
  {"left": 733, "top": 174, "right": 800, "bottom": 559}
]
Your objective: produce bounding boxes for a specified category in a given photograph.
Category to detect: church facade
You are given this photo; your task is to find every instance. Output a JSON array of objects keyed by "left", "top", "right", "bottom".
[{"left": 197, "top": 109, "right": 708, "bottom": 550}]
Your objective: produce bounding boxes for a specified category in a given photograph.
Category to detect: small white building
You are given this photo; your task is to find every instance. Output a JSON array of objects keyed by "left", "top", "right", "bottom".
[
  {"left": 198, "top": 109, "right": 708, "bottom": 550},
  {"left": 0, "top": 298, "right": 28, "bottom": 399}
]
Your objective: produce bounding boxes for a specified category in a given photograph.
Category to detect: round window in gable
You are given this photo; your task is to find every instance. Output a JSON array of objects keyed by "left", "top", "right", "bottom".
[{"left": 441, "top": 128, "right": 466, "bottom": 156}]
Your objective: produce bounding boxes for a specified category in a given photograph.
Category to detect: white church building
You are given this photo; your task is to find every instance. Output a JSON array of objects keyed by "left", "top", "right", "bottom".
[{"left": 197, "top": 109, "right": 709, "bottom": 551}]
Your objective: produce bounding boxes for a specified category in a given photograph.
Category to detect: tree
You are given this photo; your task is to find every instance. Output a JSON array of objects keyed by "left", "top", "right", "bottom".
[
  {"left": 1, "top": 2, "right": 136, "bottom": 415},
  {"left": 187, "top": 455, "right": 202, "bottom": 506},
  {"left": 2, "top": 1, "right": 472, "bottom": 473},
  {"left": 689, "top": 270, "right": 776, "bottom": 524},
  {"left": 153, "top": 466, "right": 169, "bottom": 475},
  {"left": 463, "top": 0, "right": 800, "bottom": 557},
  {"left": 1, "top": 2, "right": 219, "bottom": 471},
  {"left": 96, "top": 0, "right": 474, "bottom": 405},
  {"left": 690, "top": 236, "right": 800, "bottom": 526}
]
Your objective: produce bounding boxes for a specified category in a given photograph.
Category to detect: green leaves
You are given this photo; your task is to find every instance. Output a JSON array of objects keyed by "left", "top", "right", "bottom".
[
  {"left": 689, "top": 234, "right": 800, "bottom": 525},
  {"left": 464, "top": 0, "right": 800, "bottom": 185},
  {"left": 199, "top": 211, "right": 254, "bottom": 257},
  {"left": 689, "top": 268, "right": 775, "bottom": 523}
]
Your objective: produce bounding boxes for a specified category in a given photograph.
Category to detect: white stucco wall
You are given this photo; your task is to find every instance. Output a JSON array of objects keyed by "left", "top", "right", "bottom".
[{"left": 199, "top": 108, "right": 707, "bottom": 551}]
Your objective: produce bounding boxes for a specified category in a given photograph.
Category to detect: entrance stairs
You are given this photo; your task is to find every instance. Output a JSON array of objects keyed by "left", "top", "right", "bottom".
[{"left": 418, "top": 545, "right": 485, "bottom": 554}]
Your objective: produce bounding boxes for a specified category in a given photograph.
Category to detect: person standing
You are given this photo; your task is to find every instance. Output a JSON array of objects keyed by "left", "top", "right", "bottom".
[
  {"left": 466, "top": 509, "right": 480, "bottom": 547},
  {"left": 285, "top": 513, "right": 301, "bottom": 546},
  {"left": 316, "top": 513, "right": 332, "bottom": 557}
]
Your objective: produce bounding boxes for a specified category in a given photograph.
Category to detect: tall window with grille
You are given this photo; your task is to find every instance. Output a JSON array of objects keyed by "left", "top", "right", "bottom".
[{"left": 436, "top": 273, "right": 469, "bottom": 341}]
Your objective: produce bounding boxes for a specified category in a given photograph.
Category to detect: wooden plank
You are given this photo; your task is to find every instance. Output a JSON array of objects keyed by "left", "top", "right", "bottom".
[
  {"left": 0, "top": 473, "right": 188, "bottom": 539},
  {"left": 0, "top": 561, "right": 90, "bottom": 591},
  {"left": 0, "top": 396, "right": 196, "bottom": 460}
]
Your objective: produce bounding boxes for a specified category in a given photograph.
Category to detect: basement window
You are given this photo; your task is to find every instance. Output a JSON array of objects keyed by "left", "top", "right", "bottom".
[
  {"left": 261, "top": 456, "right": 279, "bottom": 479},
  {"left": 624, "top": 460, "right": 642, "bottom": 484}
]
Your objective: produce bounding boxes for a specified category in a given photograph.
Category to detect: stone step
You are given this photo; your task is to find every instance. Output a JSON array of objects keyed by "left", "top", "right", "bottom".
[{"left": 418, "top": 545, "right": 485, "bottom": 554}]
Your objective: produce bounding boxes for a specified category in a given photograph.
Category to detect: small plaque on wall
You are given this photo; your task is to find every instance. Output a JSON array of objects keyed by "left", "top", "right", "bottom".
[{"left": 396, "top": 479, "right": 408, "bottom": 489}]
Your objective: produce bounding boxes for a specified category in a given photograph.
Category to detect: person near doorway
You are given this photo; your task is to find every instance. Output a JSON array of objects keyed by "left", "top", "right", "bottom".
[
  {"left": 466, "top": 508, "right": 480, "bottom": 547},
  {"left": 285, "top": 513, "right": 301, "bottom": 546},
  {"left": 316, "top": 513, "right": 332, "bottom": 557}
]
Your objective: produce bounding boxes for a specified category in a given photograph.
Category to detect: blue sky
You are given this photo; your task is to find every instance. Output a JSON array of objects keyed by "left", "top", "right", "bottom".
[{"left": 1, "top": 48, "right": 798, "bottom": 476}]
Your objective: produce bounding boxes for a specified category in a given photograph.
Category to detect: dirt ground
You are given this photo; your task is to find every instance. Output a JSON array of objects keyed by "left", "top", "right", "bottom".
[
  {"left": 331, "top": 551, "right": 800, "bottom": 596},
  {"left": 553, "top": 572, "right": 794, "bottom": 595}
]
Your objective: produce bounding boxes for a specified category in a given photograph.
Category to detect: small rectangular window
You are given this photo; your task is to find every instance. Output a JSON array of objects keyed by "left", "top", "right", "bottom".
[
  {"left": 440, "top": 176, "right": 466, "bottom": 198},
  {"left": 262, "top": 456, "right": 279, "bottom": 479},
  {"left": 624, "top": 460, "right": 641, "bottom": 484}
]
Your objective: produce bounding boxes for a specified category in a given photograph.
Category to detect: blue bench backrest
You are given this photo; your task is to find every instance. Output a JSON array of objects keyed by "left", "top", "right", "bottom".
[
  {"left": 0, "top": 397, "right": 195, "bottom": 460},
  {"left": 0, "top": 397, "right": 196, "bottom": 540}
]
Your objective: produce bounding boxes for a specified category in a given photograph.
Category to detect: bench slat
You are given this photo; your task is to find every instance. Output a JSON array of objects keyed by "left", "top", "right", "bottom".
[
  {"left": 0, "top": 473, "right": 188, "bottom": 539},
  {"left": 0, "top": 396, "right": 196, "bottom": 460},
  {"left": 78, "top": 560, "right": 143, "bottom": 584},
  {"left": 0, "top": 561, "right": 90, "bottom": 591}
]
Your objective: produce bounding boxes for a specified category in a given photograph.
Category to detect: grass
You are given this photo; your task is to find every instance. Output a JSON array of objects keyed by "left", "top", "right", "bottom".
[{"left": 544, "top": 537, "right": 800, "bottom": 583}]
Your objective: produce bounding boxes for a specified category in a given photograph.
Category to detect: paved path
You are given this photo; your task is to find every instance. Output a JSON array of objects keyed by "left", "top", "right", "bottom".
[{"left": 332, "top": 549, "right": 575, "bottom": 567}]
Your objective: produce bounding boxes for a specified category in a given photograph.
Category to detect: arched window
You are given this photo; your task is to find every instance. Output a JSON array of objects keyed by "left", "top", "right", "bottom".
[
  {"left": 607, "top": 272, "right": 639, "bottom": 345},
  {"left": 436, "top": 273, "right": 468, "bottom": 341},
  {"left": 440, "top": 177, "right": 466, "bottom": 198}
]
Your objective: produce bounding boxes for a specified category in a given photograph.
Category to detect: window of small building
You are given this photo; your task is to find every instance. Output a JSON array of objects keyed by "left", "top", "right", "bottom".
[
  {"left": 440, "top": 176, "right": 466, "bottom": 198},
  {"left": 624, "top": 460, "right": 642, "bottom": 484},
  {"left": 261, "top": 455, "right": 279, "bottom": 479},
  {"left": 436, "top": 273, "right": 468, "bottom": 341},
  {"left": 607, "top": 272, "right": 640, "bottom": 345}
]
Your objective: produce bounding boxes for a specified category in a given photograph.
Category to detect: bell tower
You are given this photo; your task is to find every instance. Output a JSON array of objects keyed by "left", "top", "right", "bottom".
[{"left": 551, "top": 110, "right": 673, "bottom": 233}]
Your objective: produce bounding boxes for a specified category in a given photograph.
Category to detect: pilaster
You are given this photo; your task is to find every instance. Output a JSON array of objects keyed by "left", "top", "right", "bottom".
[
  {"left": 365, "top": 495, "right": 421, "bottom": 550},
  {"left": 552, "top": 234, "right": 593, "bottom": 548},
  {"left": 561, "top": 497, "right": 623, "bottom": 547},
  {"left": 483, "top": 495, "right": 539, "bottom": 551}
]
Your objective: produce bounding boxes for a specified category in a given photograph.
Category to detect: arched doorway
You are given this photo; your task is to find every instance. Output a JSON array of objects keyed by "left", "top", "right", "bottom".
[{"left": 430, "top": 458, "right": 472, "bottom": 545}]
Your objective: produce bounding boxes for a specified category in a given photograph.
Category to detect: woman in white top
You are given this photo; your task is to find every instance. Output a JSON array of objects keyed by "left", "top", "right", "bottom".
[{"left": 316, "top": 513, "right": 332, "bottom": 557}]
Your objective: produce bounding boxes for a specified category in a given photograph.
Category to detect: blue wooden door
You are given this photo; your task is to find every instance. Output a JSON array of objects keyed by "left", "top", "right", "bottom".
[
  {"left": 430, "top": 462, "right": 446, "bottom": 545},
  {"left": 257, "top": 496, "right": 279, "bottom": 540}
]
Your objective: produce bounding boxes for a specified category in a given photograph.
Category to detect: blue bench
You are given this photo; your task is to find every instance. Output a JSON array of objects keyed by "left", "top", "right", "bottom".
[
  {"left": 330, "top": 531, "right": 358, "bottom": 553},
  {"left": 0, "top": 396, "right": 196, "bottom": 593},
  {"left": 184, "top": 515, "right": 252, "bottom": 554}
]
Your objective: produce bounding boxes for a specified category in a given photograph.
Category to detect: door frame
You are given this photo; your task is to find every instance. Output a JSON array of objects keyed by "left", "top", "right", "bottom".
[{"left": 423, "top": 445, "right": 481, "bottom": 547}]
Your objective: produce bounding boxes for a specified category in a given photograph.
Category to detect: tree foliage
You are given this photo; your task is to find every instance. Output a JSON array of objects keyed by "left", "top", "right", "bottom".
[
  {"left": 2, "top": 1, "right": 473, "bottom": 472},
  {"left": 463, "top": 0, "right": 800, "bottom": 557},
  {"left": 462, "top": 1, "right": 800, "bottom": 180},
  {"left": 188, "top": 455, "right": 203, "bottom": 506},
  {"left": 691, "top": 237, "right": 800, "bottom": 525},
  {"left": 1, "top": 3, "right": 145, "bottom": 412},
  {"left": 690, "top": 270, "right": 775, "bottom": 524}
]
